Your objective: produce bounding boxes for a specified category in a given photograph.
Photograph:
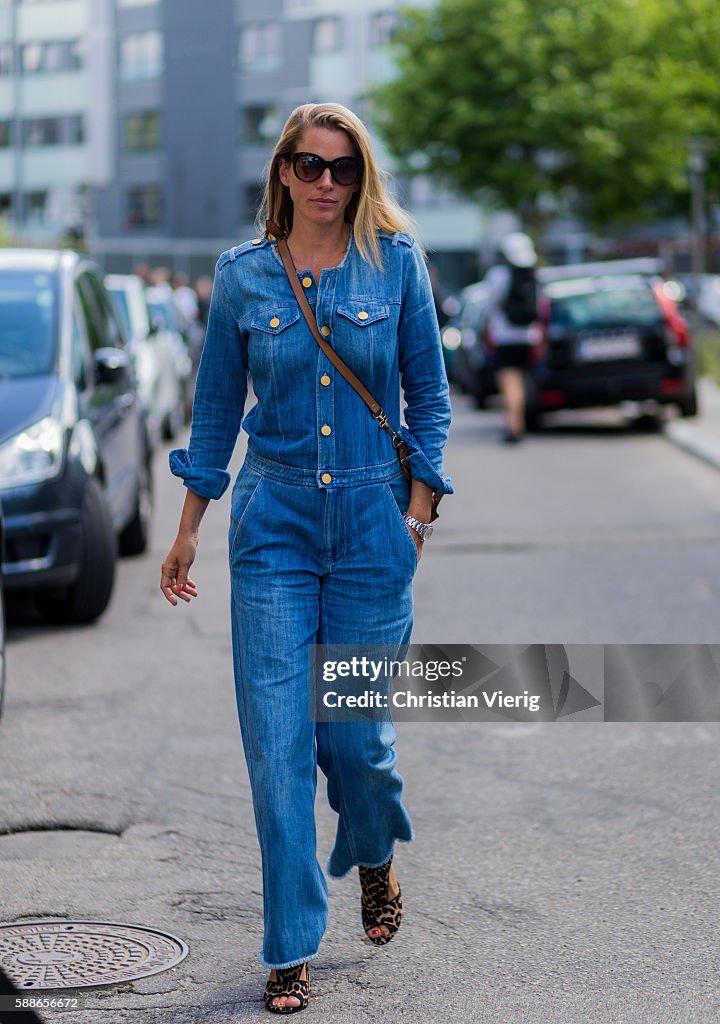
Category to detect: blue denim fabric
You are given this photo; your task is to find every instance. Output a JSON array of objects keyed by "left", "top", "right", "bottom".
[
  {"left": 229, "top": 451, "right": 415, "bottom": 968},
  {"left": 169, "top": 227, "right": 452, "bottom": 499},
  {"left": 169, "top": 228, "right": 452, "bottom": 969}
]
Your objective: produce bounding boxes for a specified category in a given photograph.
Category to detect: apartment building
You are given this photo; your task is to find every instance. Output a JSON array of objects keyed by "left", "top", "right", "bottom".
[
  {"left": 234, "top": 0, "right": 483, "bottom": 283},
  {"left": 0, "top": 0, "right": 487, "bottom": 282},
  {"left": 0, "top": 0, "right": 113, "bottom": 240}
]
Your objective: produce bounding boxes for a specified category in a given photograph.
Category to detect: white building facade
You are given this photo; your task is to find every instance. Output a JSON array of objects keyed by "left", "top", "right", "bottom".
[{"left": 0, "top": 0, "right": 114, "bottom": 240}]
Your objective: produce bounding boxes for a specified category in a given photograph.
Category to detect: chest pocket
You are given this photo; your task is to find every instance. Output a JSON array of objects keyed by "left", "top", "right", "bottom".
[
  {"left": 250, "top": 306, "right": 301, "bottom": 335},
  {"left": 336, "top": 301, "right": 390, "bottom": 327}
]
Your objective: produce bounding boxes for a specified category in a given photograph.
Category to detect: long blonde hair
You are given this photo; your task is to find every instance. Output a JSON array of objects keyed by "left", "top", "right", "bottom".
[{"left": 259, "top": 102, "right": 418, "bottom": 268}]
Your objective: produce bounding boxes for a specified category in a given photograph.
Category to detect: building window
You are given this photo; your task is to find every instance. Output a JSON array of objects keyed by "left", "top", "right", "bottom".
[
  {"left": 371, "top": 12, "right": 402, "bottom": 47},
  {"left": 125, "top": 111, "right": 161, "bottom": 152},
  {"left": 66, "top": 114, "right": 84, "bottom": 144},
  {"left": 119, "top": 30, "right": 163, "bottom": 82},
  {"left": 0, "top": 43, "right": 13, "bottom": 76},
  {"left": 242, "top": 104, "right": 280, "bottom": 145},
  {"left": 313, "top": 18, "right": 341, "bottom": 54},
  {"left": 23, "top": 118, "right": 58, "bottom": 146},
  {"left": 0, "top": 121, "right": 10, "bottom": 147},
  {"left": 25, "top": 191, "right": 47, "bottom": 221},
  {"left": 0, "top": 194, "right": 10, "bottom": 215},
  {"left": 21, "top": 115, "right": 84, "bottom": 146},
  {"left": 239, "top": 23, "right": 281, "bottom": 74},
  {"left": 126, "top": 186, "right": 163, "bottom": 228},
  {"left": 125, "top": 110, "right": 161, "bottom": 152},
  {"left": 21, "top": 39, "right": 84, "bottom": 74}
]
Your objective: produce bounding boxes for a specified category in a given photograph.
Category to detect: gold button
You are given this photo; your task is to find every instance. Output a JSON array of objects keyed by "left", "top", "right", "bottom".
[
  {"left": 321, "top": 424, "right": 332, "bottom": 436},
  {"left": 252, "top": 238, "right": 262, "bottom": 244},
  {"left": 321, "top": 472, "right": 332, "bottom": 484},
  {"left": 302, "top": 276, "right": 312, "bottom": 288},
  {"left": 358, "top": 310, "right": 369, "bottom": 320},
  {"left": 269, "top": 316, "right": 280, "bottom": 328},
  {"left": 320, "top": 325, "right": 331, "bottom": 337},
  {"left": 320, "top": 374, "right": 331, "bottom": 386}
]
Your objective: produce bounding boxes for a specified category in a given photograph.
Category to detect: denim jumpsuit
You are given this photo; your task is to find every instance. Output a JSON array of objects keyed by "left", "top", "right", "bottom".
[{"left": 170, "top": 227, "right": 452, "bottom": 969}]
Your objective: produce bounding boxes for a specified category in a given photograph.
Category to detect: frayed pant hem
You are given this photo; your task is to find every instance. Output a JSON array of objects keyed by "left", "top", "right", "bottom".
[
  {"left": 326, "top": 831, "right": 414, "bottom": 880},
  {"left": 260, "top": 949, "right": 320, "bottom": 971}
]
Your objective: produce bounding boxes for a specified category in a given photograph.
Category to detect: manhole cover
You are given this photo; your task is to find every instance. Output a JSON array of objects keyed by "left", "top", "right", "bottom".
[{"left": 0, "top": 920, "right": 188, "bottom": 990}]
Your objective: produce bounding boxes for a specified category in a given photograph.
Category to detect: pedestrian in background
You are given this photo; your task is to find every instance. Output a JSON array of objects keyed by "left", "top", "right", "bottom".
[
  {"left": 194, "top": 274, "right": 213, "bottom": 329},
  {"left": 484, "top": 232, "right": 541, "bottom": 443},
  {"left": 160, "top": 102, "right": 452, "bottom": 1014},
  {"left": 172, "top": 271, "right": 199, "bottom": 323}
]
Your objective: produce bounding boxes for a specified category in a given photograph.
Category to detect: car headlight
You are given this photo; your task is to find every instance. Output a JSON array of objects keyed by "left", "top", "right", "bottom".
[{"left": 0, "top": 417, "right": 64, "bottom": 489}]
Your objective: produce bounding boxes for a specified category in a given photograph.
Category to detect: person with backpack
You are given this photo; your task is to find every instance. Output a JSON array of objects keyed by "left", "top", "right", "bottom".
[{"left": 484, "top": 232, "right": 541, "bottom": 443}]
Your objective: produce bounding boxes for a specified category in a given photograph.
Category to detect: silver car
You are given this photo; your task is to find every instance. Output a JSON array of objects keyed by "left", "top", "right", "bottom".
[{"left": 106, "top": 274, "right": 185, "bottom": 448}]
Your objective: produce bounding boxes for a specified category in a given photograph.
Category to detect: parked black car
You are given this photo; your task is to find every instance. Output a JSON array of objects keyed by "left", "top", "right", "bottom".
[
  {"left": 442, "top": 282, "right": 497, "bottom": 406},
  {"left": 528, "top": 272, "right": 697, "bottom": 428},
  {"left": 0, "top": 500, "right": 5, "bottom": 718},
  {"left": 0, "top": 250, "right": 153, "bottom": 623}
]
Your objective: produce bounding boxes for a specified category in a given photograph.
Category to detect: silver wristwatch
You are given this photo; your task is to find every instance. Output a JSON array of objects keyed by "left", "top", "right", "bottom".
[{"left": 402, "top": 513, "right": 434, "bottom": 541}]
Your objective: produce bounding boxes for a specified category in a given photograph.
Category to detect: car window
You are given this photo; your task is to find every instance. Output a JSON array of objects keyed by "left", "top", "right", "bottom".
[
  {"left": 77, "top": 274, "right": 106, "bottom": 352},
  {"left": 460, "top": 296, "right": 488, "bottom": 329},
  {"left": 550, "top": 286, "right": 662, "bottom": 329},
  {"left": 147, "top": 300, "right": 169, "bottom": 330},
  {"left": 79, "top": 272, "right": 126, "bottom": 349},
  {"left": 108, "top": 288, "right": 132, "bottom": 339},
  {"left": 72, "top": 296, "right": 92, "bottom": 391},
  {"left": 0, "top": 269, "right": 58, "bottom": 378}
]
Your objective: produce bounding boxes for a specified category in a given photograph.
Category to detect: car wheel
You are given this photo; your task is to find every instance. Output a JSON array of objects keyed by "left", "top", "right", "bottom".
[
  {"left": 35, "top": 478, "right": 116, "bottom": 624},
  {"left": 119, "top": 455, "right": 153, "bottom": 557},
  {"left": 633, "top": 410, "right": 663, "bottom": 433},
  {"left": 678, "top": 387, "right": 698, "bottom": 418},
  {"left": 0, "top": 572, "right": 6, "bottom": 721}
]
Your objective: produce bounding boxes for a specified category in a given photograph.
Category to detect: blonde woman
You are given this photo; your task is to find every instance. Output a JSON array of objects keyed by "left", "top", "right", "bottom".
[{"left": 161, "top": 103, "right": 452, "bottom": 1014}]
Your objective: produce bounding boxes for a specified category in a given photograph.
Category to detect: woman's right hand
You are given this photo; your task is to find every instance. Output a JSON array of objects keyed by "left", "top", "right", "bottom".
[{"left": 160, "top": 532, "right": 199, "bottom": 605}]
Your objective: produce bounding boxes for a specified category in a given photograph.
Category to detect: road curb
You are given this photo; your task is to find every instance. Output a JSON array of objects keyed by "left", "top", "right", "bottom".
[{"left": 663, "top": 376, "right": 720, "bottom": 472}]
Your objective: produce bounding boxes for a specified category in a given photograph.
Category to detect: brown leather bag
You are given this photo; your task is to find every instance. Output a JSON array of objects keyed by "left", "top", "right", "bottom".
[{"left": 266, "top": 219, "right": 442, "bottom": 521}]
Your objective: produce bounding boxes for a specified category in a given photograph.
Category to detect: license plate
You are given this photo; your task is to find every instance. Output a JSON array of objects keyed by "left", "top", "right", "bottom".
[{"left": 576, "top": 334, "right": 642, "bottom": 361}]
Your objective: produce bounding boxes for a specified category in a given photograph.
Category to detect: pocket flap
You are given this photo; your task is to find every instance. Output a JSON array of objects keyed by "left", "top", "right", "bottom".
[
  {"left": 336, "top": 302, "right": 390, "bottom": 327},
  {"left": 250, "top": 306, "right": 301, "bottom": 334}
]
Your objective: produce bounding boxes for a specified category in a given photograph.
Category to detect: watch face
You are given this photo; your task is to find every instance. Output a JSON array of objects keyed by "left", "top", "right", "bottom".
[{"left": 423, "top": 524, "right": 433, "bottom": 538}]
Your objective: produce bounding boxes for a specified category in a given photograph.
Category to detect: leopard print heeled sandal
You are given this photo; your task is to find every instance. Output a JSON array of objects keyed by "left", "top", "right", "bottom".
[
  {"left": 264, "top": 962, "right": 310, "bottom": 1015},
  {"left": 359, "top": 859, "right": 403, "bottom": 946}
]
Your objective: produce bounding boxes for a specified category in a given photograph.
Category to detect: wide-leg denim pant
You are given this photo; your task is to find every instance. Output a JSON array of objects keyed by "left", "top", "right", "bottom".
[{"left": 228, "top": 449, "right": 417, "bottom": 969}]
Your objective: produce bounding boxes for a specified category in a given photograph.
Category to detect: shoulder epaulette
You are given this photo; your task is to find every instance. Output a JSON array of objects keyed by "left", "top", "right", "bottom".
[
  {"left": 378, "top": 230, "right": 415, "bottom": 248},
  {"left": 218, "top": 236, "right": 270, "bottom": 267}
]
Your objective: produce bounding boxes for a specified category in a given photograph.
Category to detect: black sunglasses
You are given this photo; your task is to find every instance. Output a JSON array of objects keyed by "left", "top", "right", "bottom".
[{"left": 285, "top": 151, "right": 363, "bottom": 187}]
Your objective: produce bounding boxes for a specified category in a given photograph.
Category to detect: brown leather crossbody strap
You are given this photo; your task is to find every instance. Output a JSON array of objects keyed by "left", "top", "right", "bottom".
[
  {"left": 265, "top": 219, "right": 442, "bottom": 519},
  {"left": 267, "top": 219, "right": 392, "bottom": 426}
]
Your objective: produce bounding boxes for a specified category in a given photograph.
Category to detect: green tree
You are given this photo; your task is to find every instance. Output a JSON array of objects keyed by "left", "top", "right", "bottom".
[{"left": 371, "top": 0, "right": 719, "bottom": 228}]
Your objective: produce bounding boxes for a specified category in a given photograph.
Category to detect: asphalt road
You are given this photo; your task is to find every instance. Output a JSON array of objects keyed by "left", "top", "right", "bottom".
[{"left": 2, "top": 394, "right": 720, "bottom": 1024}]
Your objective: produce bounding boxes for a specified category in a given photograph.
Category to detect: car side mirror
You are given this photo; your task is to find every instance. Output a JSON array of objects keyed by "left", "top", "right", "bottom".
[{"left": 94, "top": 347, "right": 131, "bottom": 385}]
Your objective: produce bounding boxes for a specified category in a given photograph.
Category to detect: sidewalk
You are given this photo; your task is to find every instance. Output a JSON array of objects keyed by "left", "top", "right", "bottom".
[{"left": 664, "top": 376, "right": 720, "bottom": 470}]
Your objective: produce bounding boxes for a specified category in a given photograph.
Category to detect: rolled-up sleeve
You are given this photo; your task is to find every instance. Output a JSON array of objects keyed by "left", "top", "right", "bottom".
[
  {"left": 398, "top": 241, "right": 453, "bottom": 494},
  {"left": 169, "top": 259, "right": 248, "bottom": 499}
]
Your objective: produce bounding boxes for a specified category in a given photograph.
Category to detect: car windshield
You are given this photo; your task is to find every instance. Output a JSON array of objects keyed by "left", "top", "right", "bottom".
[
  {"left": 108, "top": 288, "right": 132, "bottom": 339},
  {"left": 460, "top": 295, "right": 488, "bottom": 328},
  {"left": 0, "top": 269, "right": 58, "bottom": 379},
  {"left": 147, "top": 299, "right": 178, "bottom": 332},
  {"left": 550, "top": 283, "right": 662, "bottom": 330}
]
